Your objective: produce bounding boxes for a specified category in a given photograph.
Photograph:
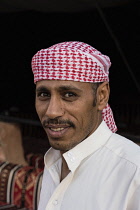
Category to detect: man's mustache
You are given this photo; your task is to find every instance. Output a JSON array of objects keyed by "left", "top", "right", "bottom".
[{"left": 42, "top": 118, "right": 75, "bottom": 128}]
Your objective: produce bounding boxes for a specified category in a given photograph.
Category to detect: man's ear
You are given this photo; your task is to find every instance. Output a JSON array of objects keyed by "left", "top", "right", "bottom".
[{"left": 97, "top": 82, "right": 110, "bottom": 111}]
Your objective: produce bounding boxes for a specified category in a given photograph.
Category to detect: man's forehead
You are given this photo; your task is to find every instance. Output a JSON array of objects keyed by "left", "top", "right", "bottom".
[{"left": 36, "top": 79, "right": 92, "bottom": 90}]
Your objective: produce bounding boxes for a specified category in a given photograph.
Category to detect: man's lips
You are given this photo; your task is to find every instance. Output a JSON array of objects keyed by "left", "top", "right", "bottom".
[
  {"left": 48, "top": 126, "right": 68, "bottom": 132},
  {"left": 42, "top": 119, "right": 75, "bottom": 138},
  {"left": 45, "top": 125, "right": 71, "bottom": 138}
]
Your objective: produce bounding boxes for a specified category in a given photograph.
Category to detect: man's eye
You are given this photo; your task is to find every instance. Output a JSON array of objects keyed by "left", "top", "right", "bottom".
[
  {"left": 65, "top": 92, "right": 76, "bottom": 98},
  {"left": 37, "top": 92, "right": 50, "bottom": 98}
]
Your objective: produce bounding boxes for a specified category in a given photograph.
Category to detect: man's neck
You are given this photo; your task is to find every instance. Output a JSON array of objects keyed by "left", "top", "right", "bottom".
[{"left": 60, "top": 154, "right": 70, "bottom": 182}]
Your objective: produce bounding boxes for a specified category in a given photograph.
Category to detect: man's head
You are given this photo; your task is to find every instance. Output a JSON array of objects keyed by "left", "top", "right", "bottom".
[{"left": 31, "top": 41, "right": 117, "bottom": 151}]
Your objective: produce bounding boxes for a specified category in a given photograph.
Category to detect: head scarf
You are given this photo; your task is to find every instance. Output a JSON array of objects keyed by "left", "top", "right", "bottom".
[{"left": 31, "top": 41, "right": 117, "bottom": 132}]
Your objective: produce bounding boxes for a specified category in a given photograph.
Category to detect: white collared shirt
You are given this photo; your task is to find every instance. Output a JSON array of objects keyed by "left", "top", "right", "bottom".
[{"left": 38, "top": 121, "right": 140, "bottom": 210}]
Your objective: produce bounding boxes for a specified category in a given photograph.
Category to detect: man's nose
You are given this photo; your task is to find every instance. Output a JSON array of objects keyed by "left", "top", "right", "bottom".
[{"left": 45, "top": 97, "right": 64, "bottom": 119}]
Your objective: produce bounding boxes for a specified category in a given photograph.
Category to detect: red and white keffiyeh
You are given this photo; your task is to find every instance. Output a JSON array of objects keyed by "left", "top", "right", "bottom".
[{"left": 32, "top": 41, "right": 117, "bottom": 132}]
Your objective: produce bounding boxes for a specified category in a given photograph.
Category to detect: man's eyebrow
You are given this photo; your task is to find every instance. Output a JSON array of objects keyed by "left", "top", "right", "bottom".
[
  {"left": 58, "top": 85, "right": 82, "bottom": 92},
  {"left": 36, "top": 86, "right": 48, "bottom": 92},
  {"left": 35, "top": 85, "right": 83, "bottom": 94}
]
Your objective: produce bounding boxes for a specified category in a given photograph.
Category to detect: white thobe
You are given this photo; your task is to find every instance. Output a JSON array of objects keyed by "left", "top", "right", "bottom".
[{"left": 38, "top": 121, "right": 140, "bottom": 210}]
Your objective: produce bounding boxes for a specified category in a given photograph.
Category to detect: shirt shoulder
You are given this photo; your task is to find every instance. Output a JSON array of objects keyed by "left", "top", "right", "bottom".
[{"left": 106, "top": 133, "right": 140, "bottom": 168}]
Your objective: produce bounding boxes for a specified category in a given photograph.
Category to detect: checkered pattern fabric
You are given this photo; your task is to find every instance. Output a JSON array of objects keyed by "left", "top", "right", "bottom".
[
  {"left": 102, "top": 104, "right": 117, "bottom": 133},
  {"left": 32, "top": 41, "right": 111, "bottom": 83},
  {"left": 31, "top": 41, "right": 117, "bottom": 132}
]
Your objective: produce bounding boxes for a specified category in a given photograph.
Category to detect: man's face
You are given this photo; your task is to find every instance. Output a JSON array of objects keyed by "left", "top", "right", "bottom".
[{"left": 35, "top": 80, "right": 102, "bottom": 152}]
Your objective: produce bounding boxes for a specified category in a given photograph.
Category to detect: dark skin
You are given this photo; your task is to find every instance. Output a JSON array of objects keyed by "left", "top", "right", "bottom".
[
  {"left": 60, "top": 82, "right": 110, "bottom": 181},
  {"left": 35, "top": 80, "right": 110, "bottom": 181}
]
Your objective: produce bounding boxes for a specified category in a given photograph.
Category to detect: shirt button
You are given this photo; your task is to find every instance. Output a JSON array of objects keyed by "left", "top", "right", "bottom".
[
  {"left": 67, "top": 152, "right": 72, "bottom": 157},
  {"left": 53, "top": 200, "right": 58, "bottom": 205},
  {"left": 70, "top": 157, "right": 75, "bottom": 162}
]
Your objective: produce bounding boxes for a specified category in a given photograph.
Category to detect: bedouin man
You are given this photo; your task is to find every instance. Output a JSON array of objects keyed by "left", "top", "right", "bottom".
[{"left": 31, "top": 41, "right": 140, "bottom": 210}]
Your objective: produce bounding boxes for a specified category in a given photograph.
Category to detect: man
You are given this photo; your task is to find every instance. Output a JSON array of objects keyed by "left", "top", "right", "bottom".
[{"left": 31, "top": 41, "right": 140, "bottom": 210}]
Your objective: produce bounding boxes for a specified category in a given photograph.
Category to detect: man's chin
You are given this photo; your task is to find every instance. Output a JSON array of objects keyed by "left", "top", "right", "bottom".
[{"left": 49, "top": 141, "right": 71, "bottom": 152}]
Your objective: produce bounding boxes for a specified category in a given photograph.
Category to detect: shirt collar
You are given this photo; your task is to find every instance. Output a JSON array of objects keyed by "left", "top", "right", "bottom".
[
  {"left": 44, "top": 121, "right": 112, "bottom": 172},
  {"left": 44, "top": 147, "right": 61, "bottom": 170}
]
